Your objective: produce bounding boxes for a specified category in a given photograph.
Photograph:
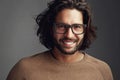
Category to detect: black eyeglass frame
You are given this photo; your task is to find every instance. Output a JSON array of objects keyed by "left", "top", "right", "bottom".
[{"left": 53, "top": 23, "right": 87, "bottom": 35}]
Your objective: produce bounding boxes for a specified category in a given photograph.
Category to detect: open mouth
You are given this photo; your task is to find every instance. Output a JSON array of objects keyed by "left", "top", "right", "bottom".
[
  {"left": 63, "top": 41, "right": 74, "bottom": 45},
  {"left": 62, "top": 40, "right": 76, "bottom": 48}
]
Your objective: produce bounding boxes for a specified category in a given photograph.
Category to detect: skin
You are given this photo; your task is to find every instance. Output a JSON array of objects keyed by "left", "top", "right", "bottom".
[{"left": 52, "top": 9, "right": 85, "bottom": 63}]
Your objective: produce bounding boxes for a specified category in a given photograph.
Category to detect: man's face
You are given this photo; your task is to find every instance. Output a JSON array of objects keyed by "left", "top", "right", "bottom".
[{"left": 53, "top": 9, "right": 84, "bottom": 55}]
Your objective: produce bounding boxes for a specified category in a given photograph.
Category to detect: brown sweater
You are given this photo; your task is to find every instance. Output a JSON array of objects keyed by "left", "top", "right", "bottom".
[{"left": 7, "top": 51, "right": 113, "bottom": 80}]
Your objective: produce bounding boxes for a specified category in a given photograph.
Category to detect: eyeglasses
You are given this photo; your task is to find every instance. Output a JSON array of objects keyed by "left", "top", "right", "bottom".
[{"left": 53, "top": 23, "right": 87, "bottom": 35}]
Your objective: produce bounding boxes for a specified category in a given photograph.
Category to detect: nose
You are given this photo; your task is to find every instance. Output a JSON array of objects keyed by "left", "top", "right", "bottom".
[{"left": 64, "top": 28, "right": 75, "bottom": 38}]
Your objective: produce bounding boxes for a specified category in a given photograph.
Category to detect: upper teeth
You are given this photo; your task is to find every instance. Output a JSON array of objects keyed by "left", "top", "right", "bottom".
[{"left": 64, "top": 42, "right": 74, "bottom": 45}]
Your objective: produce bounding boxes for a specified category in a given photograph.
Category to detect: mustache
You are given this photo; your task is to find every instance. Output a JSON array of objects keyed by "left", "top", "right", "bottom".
[{"left": 60, "top": 37, "right": 78, "bottom": 42}]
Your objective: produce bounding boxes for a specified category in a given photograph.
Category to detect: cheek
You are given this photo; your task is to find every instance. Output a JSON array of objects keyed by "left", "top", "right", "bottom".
[
  {"left": 53, "top": 33, "right": 62, "bottom": 41},
  {"left": 78, "top": 34, "right": 84, "bottom": 42}
]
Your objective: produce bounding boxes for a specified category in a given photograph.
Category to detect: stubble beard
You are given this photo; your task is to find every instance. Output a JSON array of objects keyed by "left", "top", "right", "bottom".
[{"left": 54, "top": 37, "right": 84, "bottom": 55}]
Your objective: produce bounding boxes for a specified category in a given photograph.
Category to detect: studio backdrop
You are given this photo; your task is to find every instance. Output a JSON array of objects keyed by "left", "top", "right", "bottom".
[{"left": 0, "top": 0, "right": 120, "bottom": 80}]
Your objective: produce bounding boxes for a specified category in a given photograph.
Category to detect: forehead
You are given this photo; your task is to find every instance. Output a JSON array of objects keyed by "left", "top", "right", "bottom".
[{"left": 55, "top": 9, "right": 83, "bottom": 24}]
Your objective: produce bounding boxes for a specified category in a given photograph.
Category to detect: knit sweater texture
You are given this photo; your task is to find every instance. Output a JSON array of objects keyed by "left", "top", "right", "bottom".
[{"left": 7, "top": 51, "right": 113, "bottom": 80}]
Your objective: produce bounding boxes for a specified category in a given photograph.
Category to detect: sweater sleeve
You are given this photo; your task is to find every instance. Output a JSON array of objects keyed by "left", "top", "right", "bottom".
[
  {"left": 97, "top": 61, "right": 114, "bottom": 80},
  {"left": 6, "top": 59, "right": 27, "bottom": 80},
  {"left": 86, "top": 54, "right": 114, "bottom": 80}
]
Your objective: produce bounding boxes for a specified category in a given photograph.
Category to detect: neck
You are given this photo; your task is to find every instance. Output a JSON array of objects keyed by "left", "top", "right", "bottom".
[{"left": 51, "top": 49, "right": 84, "bottom": 63}]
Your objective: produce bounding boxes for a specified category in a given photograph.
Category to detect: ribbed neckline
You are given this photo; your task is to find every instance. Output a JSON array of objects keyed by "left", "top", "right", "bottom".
[{"left": 46, "top": 50, "right": 88, "bottom": 67}]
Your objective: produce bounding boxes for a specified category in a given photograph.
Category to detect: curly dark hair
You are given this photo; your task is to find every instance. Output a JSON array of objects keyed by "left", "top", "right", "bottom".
[{"left": 36, "top": 0, "right": 97, "bottom": 50}]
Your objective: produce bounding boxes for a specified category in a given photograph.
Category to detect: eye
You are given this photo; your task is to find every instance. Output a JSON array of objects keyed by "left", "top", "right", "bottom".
[
  {"left": 56, "top": 23, "right": 66, "bottom": 30},
  {"left": 73, "top": 24, "right": 82, "bottom": 29}
]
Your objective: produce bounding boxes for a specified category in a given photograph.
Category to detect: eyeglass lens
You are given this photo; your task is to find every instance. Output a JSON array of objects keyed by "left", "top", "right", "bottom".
[{"left": 54, "top": 23, "right": 86, "bottom": 35}]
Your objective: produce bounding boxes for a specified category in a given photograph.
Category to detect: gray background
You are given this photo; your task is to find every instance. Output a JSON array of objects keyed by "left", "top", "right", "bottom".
[{"left": 0, "top": 0, "right": 120, "bottom": 80}]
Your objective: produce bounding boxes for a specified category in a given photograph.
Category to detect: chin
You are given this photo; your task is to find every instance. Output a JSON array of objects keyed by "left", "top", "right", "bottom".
[{"left": 59, "top": 47, "right": 78, "bottom": 55}]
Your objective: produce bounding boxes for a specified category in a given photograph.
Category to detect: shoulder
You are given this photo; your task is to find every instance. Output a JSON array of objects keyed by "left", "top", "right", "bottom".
[
  {"left": 20, "top": 50, "right": 50, "bottom": 64},
  {"left": 85, "top": 53, "right": 113, "bottom": 80},
  {"left": 6, "top": 57, "right": 29, "bottom": 80},
  {"left": 85, "top": 54, "right": 108, "bottom": 66},
  {"left": 15, "top": 51, "right": 50, "bottom": 69},
  {"left": 6, "top": 51, "right": 50, "bottom": 80},
  {"left": 85, "top": 53, "right": 111, "bottom": 71}
]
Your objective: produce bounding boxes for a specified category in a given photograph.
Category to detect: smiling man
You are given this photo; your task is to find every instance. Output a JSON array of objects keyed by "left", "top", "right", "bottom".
[
  {"left": 7, "top": 0, "right": 113, "bottom": 80},
  {"left": 52, "top": 9, "right": 85, "bottom": 63}
]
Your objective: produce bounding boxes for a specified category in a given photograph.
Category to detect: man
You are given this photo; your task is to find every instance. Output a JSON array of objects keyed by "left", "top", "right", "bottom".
[{"left": 7, "top": 0, "right": 113, "bottom": 80}]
